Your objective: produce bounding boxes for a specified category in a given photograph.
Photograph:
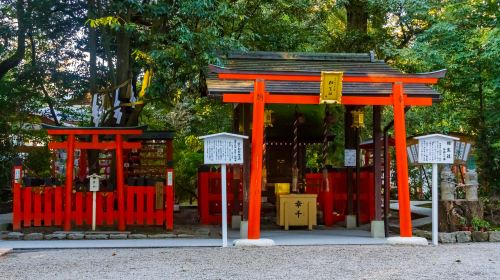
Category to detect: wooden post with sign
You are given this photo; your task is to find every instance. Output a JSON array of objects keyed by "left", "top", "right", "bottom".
[
  {"left": 87, "top": 173, "right": 103, "bottom": 231},
  {"left": 200, "top": 133, "right": 248, "bottom": 247},
  {"left": 415, "top": 134, "right": 459, "bottom": 245}
]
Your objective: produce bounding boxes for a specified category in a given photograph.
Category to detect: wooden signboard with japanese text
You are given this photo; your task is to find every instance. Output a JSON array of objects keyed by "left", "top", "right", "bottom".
[
  {"left": 417, "top": 138, "right": 455, "bottom": 164},
  {"left": 320, "top": 71, "right": 343, "bottom": 104},
  {"left": 202, "top": 135, "right": 245, "bottom": 165}
]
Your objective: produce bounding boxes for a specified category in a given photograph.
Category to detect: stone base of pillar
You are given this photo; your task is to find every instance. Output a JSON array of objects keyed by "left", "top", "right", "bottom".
[
  {"left": 387, "top": 236, "right": 428, "bottom": 246},
  {"left": 346, "top": 215, "right": 357, "bottom": 229},
  {"left": 240, "top": 220, "right": 248, "bottom": 239},
  {"left": 370, "top": 220, "right": 385, "bottom": 238},
  {"left": 233, "top": 238, "right": 275, "bottom": 247},
  {"left": 231, "top": 215, "right": 241, "bottom": 230}
]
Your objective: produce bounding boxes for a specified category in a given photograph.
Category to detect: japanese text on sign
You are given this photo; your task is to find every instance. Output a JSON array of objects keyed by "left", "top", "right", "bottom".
[
  {"left": 418, "top": 139, "right": 454, "bottom": 164},
  {"left": 320, "top": 71, "right": 343, "bottom": 104},
  {"left": 203, "top": 137, "right": 244, "bottom": 164}
]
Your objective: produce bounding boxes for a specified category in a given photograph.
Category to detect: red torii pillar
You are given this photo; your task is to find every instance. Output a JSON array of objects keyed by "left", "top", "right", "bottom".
[{"left": 213, "top": 66, "right": 445, "bottom": 239}]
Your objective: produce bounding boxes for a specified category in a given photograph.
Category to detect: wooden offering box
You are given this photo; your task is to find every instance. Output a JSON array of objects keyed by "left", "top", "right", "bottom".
[{"left": 277, "top": 193, "right": 317, "bottom": 230}]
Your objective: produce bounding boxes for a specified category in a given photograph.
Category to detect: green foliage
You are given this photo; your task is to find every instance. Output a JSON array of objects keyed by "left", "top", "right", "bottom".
[
  {"left": 2, "top": 0, "right": 499, "bottom": 203},
  {"left": 23, "top": 147, "right": 52, "bottom": 178},
  {"left": 388, "top": 0, "right": 500, "bottom": 194},
  {"left": 471, "top": 216, "right": 491, "bottom": 231}
]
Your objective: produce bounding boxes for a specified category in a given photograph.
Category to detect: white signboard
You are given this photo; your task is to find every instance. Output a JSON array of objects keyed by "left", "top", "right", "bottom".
[
  {"left": 414, "top": 134, "right": 459, "bottom": 246},
  {"left": 200, "top": 133, "right": 247, "bottom": 165},
  {"left": 417, "top": 139, "right": 455, "bottom": 164},
  {"left": 14, "top": 168, "right": 21, "bottom": 183},
  {"left": 167, "top": 171, "right": 173, "bottom": 186},
  {"left": 200, "top": 132, "right": 248, "bottom": 248},
  {"left": 87, "top": 173, "right": 104, "bottom": 231},
  {"left": 89, "top": 175, "right": 100, "bottom": 192},
  {"left": 344, "top": 149, "right": 356, "bottom": 167}
]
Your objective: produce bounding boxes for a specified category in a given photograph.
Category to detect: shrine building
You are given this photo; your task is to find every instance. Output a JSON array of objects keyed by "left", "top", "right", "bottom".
[{"left": 200, "top": 51, "right": 446, "bottom": 240}]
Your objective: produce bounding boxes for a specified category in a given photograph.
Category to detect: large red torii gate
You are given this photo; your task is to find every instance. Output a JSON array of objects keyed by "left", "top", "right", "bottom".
[{"left": 210, "top": 65, "right": 446, "bottom": 239}]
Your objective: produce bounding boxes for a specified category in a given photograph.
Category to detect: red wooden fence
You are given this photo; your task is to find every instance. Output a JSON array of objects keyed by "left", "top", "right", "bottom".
[
  {"left": 305, "top": 169, "right": 375, "bottom": 226},
  {"left": 12, "top": 185, "right": 174, "bottom": 230},
  {"left": 197, "top": 167, "right": 375, "bottom": 227},
  {"left": 198, "top": 168, "right": 243, "bottom": 225}
]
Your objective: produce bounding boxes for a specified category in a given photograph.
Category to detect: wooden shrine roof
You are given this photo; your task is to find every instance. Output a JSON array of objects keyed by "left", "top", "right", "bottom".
[{"left": 206, "top": 51, "right": 441, "bottom": 99}]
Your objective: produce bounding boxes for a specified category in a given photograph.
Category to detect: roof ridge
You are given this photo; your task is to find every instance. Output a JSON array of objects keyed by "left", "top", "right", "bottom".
[{"left": 226, "top": 51, "right": 373, "bottom": 62}]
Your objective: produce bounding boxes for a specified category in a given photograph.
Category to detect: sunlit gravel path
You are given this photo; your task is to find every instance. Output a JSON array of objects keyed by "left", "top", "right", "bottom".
[{"left": 0, "top": 243, "right": 498, "bottom": 279}]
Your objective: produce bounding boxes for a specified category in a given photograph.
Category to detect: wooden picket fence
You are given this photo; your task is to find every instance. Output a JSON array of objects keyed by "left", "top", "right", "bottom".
[{"left": 13, "top": 185, "right": 173, "bottom": 230}]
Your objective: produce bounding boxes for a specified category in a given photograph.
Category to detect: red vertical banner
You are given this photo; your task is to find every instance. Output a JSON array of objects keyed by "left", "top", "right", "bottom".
[
  {"left": 165, "top": 168, "right": 174, "bottom": 230},
  {"left": 12, "top": 164, "right": 22, "bottom": 231}
]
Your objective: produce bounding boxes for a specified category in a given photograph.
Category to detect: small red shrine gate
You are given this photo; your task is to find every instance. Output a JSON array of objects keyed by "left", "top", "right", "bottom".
[
  {"left": 207, "top": 53, "right": 446, "bottom": 239},
  {"left": 12, "top": 126, "right": 174, "bottom": 231}
]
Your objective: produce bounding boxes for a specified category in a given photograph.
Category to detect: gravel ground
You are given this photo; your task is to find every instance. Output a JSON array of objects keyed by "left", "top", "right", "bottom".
[{"left": 0, "top": 243, "right": 498, "bottom": 279}]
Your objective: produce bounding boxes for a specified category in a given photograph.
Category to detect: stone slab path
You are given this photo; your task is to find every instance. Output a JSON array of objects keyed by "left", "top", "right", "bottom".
[{"left": 1, "top": 229, "right": 387, "bottom": 249}]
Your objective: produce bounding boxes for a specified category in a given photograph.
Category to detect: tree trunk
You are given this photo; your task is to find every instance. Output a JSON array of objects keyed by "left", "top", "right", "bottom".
[
  {"left": 87, "top": 0, "right": 100, "bottom": 174},
  {"left": 88, "top": 0, "right": 97, "bottom": 97},
  {"left": 438, "top": 200, "right": 483, "bottom": 232},
  {"left": 29, "top": 34, "right": 59, "bottom": 125},
  {"left": 0, "top": 0, "right": 26, "bottom": 79},
  {"left": 343, "top": 0, "right": 370, "bottom": 52},
  {"left": 116, "top": 14, "right": 131, "bottom": 101},
  {"left": 345, "top": 0, "right": 368, "bottom": 34}
]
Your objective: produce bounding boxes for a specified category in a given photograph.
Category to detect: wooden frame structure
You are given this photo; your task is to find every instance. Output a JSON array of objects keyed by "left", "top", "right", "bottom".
[
  {"left": 12, "top": 126, "right": 175, "bottom": 231},
  {"left": 210, "top": 65, "right": 446, "bottom": 239}
]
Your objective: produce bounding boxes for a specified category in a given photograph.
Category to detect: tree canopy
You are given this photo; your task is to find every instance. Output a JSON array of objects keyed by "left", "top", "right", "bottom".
[{"left": 1, "top": 0, "right": 498, "bottom": 197}]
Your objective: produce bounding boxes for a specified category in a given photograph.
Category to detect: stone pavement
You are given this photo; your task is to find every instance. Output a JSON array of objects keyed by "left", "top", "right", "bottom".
[{"left": 0, "top": 229, "right": 388, "bottom": 249}]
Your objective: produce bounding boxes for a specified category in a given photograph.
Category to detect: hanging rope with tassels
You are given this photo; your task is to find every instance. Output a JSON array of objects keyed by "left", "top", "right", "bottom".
[
  {"left": 262, "top": 109, "right": 273, "bottom": 192},
  {"left": 322, "top": 106, "right": 332, "bottom": 192},
  {"left": 292, "top": 108, "right": 299, "bottom": 193}
]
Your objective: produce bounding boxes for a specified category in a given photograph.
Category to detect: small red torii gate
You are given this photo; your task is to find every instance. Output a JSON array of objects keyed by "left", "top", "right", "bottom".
[
  {"left": 210, "top": 65, "right": 446, "bottom": 239},
  {"left": 45, "top": 126, "right": 142, "bottom": 231}
]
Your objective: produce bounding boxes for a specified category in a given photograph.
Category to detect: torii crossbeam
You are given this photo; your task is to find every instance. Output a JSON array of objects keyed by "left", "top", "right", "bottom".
[{"left": 210, "top": 65, "right": 446, "bottom": 240}]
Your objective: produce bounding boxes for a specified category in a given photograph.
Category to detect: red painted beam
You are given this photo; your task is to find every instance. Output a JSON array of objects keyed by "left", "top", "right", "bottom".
[
  {"left": 223, "top": 93, "right": 253, "bottom": 103},
  {"left": 48, "top": 142, "right": 141, "bottom": 150},
  {"left": 266, "top": 94, "right": 320, "bottom": 104},
  {"left": 222, "top": 93, "right": 432, "bottom": 106},
  {"left": 46, "top": 129, "right": 143, "bottom": 135},
  {"left": 341, "top": 96, "right": 433, "bottom": 106}
]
